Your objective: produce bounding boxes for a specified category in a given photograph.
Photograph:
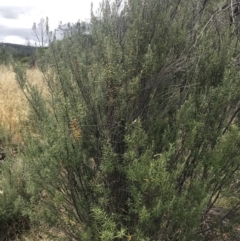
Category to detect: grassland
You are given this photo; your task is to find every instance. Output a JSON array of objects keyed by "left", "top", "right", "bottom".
[{"left": 0, "top": 65, "right": 47, "bottom": 144}]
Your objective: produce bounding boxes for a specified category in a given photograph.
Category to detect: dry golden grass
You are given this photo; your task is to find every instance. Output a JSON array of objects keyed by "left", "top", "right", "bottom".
[
  {"left": 0, "top": 65, "right": 27, "bottom": 141},
  {"left": 0, "top": 65, "right": 47, "bottom": 144}
]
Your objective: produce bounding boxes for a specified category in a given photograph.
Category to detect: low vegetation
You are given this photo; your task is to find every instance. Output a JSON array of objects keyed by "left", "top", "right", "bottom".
[
  {"left": 0, "top": 66, "right": 60, "bottom": 240},
  {"left": 2, "top": 0, "right": 240, "bottom": 240}
]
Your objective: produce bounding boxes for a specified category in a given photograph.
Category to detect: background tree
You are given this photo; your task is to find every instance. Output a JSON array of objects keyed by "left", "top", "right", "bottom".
[{"left": 32, "top": 17, "right": 50, "bottom": 47}]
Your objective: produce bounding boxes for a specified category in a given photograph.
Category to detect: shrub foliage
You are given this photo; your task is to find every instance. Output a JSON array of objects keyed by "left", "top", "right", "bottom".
[{"left": 13, "top": 0, "right": 240, "bottom": 240}]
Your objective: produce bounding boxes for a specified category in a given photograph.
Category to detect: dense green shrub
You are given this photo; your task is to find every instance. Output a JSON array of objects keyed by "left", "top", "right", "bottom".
[
  {"left": 14, "top": 0, "right": 240, "bottom": 240},
  {"left": 19, "top": 56, "right": 31, "bottom": 64},
  {"left": 0, "top": 126, "right": 30, "bottom": 240},
  {"left": 0, "top": 47, "right": 11, "bottom": 65}
]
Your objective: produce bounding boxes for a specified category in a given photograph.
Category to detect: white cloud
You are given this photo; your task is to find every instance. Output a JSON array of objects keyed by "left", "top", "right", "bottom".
[{"left": 0, "top": 0, "right": 102, "bottom": 44}]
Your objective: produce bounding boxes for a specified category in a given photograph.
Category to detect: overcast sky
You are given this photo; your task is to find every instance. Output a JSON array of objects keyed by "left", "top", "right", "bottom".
[{"left": 0, "top": 0, "right": 101, "bottom": 45}]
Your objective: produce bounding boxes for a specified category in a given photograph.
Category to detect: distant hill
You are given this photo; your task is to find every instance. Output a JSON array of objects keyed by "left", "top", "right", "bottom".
[{"left": 0, "top": 43, "right": 36, "bottom": 57}]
